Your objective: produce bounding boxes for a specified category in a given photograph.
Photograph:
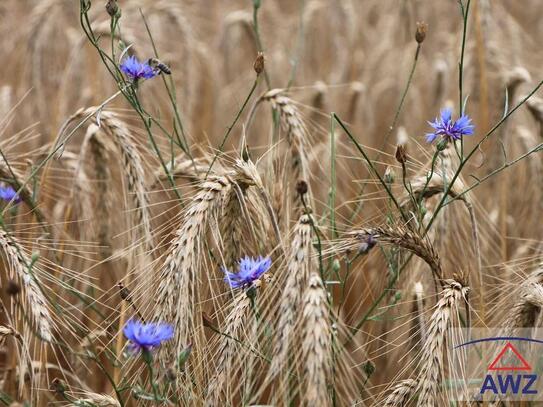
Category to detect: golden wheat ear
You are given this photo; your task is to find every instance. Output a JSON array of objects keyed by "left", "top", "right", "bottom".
[{"left": 414, "top": 280, "right": 469, "bottom": 407}]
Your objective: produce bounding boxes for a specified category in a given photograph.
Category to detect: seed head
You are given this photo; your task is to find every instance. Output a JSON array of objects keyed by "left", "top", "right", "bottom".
[
  {"left": 50, "top": 378, "right": 66, "bottom": 395},
  {"left": 6, "top": 280, "right": 20, "bottom": 297},
  {"left": 415, "top": 21, "right": 428, "bottom": 43},
  {"left": 105, "top": 0, "right": 120, "bottom": 18},
  {"left": 118, "top": 282, "right": 131, "bottom": 301},
  {"left": 395, "top": 127, "right": 408, "bottom": 164},
  {"left": 296, "top": 179, "right": 309, "bottom": 196},
  {"left": 253, "top": 52, "right": 265, "bottom": 75},
  {"left": 362, "top": 360, "right": 376, "bottom": 377},
  {"left": 332, "top": 259, "right": 341, "bottom": 273}
]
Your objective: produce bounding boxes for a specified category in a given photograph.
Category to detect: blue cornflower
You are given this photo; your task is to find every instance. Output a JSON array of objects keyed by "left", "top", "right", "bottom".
[
  {"left": 119, "top": 56, "right": 156, "bottom": 81},
  {"left": 223, "top": 256, "right": 272, "bottom": 289},
  {"left": 0, "top": 186, "right": 21, "bottom": 203},
  {"left": 425, "top": 108, "right": 474, "bottom": 143},
  {"left": 123, "top": 319, "right": 173, "bottom": 353}
]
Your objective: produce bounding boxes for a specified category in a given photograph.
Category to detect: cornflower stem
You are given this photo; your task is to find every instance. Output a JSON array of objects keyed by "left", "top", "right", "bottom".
[
  {"left": 343, "top": 252, "right": 414, "bottom": 346},
  {"left": 139, "top": 10, "right": 193, "bottom": 161},
  {"left": 333, "top": 114, "right": 409, "bottom": 223},
  {"left": 0, "top": 149, "right": 49, "bottom": 231},
  {"left": 286, "top": 0, "right": 306, "bottom": 89},
  {"left": 458, "top": 0, "right": 472, "bottom": 159},
  {"left": 79, "top": 3, "right": 184, "bottom": 202},
  {"left": 349, "top": 42, "right": 422, "bottom": 222},
  {"left": 449, "top": 142, "right": 542, "bottom": 203},
  {"left": 329, "top": 113, "right": 338, "bottom": 240},
  {"left": 90, "top": 350, "right": 126, "bottom": 407},
  {"left": 247, "top": 287, "right": 261, "bottom": 322},
  {"left": 142, "top": 351, "right": 161, "bottom": 402},
  {"left": 400, "top": 162, "right": 416, "bottom": 220},
  {"left": 205, "top": 76, "right": 259, "bottom": 178},
  {"left": 252, "top": 0, "right": 271, "bottom": 89}
]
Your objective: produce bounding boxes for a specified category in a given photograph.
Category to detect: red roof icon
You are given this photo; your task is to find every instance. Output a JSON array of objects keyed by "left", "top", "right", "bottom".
[{"left": 488, "top": 342, "right": 532, "bottom": 371}]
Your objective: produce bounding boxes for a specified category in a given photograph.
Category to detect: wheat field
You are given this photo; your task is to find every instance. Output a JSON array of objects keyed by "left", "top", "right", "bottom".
[{"left": 0, "top": 0, "right": 542, "bottom": 406}]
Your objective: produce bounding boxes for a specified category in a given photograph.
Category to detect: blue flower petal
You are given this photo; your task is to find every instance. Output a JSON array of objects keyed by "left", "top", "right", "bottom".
[
  {"left": 223, "top": 256, "right": 272, "bottom": 289},
  {"left": 123, "top": 319, "right": 173, "bottom": 353},
  {"left": 425, "top": 108, "right": 474, "bottom": 144},
  {"left": 120, "top": 56, "right": 157, "bottom": 81}
]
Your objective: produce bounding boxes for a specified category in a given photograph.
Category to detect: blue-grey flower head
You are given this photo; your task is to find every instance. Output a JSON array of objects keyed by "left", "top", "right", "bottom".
[
  {"left": 223, "top": 256, "right": 272, "bottom": 289},
  {"left": 0, "top": 186, "right": 21, "bottom": 204},
  {"left": 123, "top": 319, "right": 173, "bottom": 353},
  {"left": 425, "top": 108, "right": 474, "bottom": 143},
  {"left": 119, "top": 56, "right": 156, "bottom": 81}
]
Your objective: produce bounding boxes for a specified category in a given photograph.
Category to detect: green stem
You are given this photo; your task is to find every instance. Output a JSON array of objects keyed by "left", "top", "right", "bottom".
[
  {"left": 349, "top": 43, "right": 421, "bottom": 222},
  {"left": 205, "top": 77, "right": 259, "bottom": 178},
  {"left": 252, "top": 1, "right": 271, "bottom": 89},
  {"left": 458, "top": 0, "right": 471, "bottom": 158},
  {"left": 329, "top": 114, "right": 337, "bottom": 240},
  {"left": 333, "top": 114, "right": 408, "bottom": 223}
]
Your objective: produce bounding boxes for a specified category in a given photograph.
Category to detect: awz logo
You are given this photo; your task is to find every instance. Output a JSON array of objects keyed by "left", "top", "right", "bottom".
[
  {"left": 454, "top": 336, "right": 543, "bottom": 398},
  {"left": 480, "top": 374, "right": 537, "bottom": 395},
  {"left": 480, "top": 342, "right": 537, "bottom": 395}
]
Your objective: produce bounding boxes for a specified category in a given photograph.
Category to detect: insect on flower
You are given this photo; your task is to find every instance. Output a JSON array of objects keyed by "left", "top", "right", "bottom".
[
  {"left": 223, "top": 256, "right": 272, "bottom": 289},
  {"left": 119, "top": 56, "right": 157, "bottom": 81},
  {"left": 0, "top": 186, "right": 21, "bottom": 204},
  {"left": 147, "top": 58, "right": 171, "bottom": 75},
  {"left": 425, "top": 107, "right": 474, "bottom": 143},
  {"left": 123, "top": 319, "right": 173, "bottom": 353}
]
